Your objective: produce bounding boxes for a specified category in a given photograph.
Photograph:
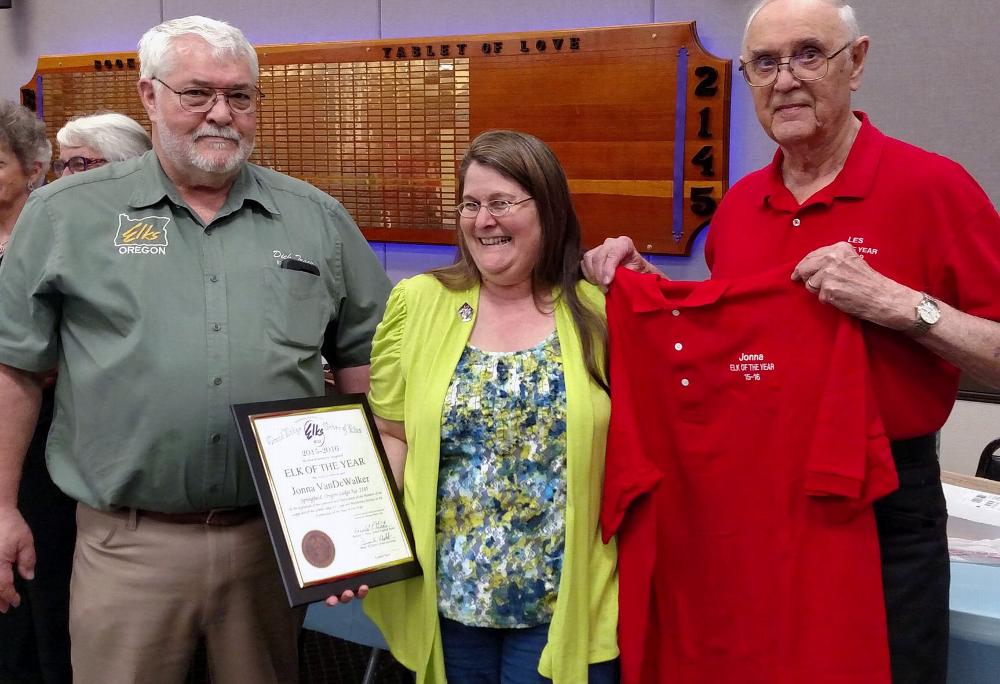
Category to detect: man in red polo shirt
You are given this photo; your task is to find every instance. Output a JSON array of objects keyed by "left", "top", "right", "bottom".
[{"left": 584, "top": 1, "right": 1000, "bottom": 682}]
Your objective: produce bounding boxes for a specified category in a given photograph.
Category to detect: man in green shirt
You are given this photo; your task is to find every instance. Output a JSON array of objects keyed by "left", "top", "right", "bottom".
[{"left": 0, "top": 15, "right": 391, "bottom": 683}]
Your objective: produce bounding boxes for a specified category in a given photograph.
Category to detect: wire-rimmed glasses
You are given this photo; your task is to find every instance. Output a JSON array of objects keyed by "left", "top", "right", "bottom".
[
  {"left": 739, "top": 42, "right": 854, "bottom": 87},
  {"left": 151, "top": 77, "right": 264, "bottom": 113},
  {"left": 455, "top": 197, "right": 534, "bottom": 218}
]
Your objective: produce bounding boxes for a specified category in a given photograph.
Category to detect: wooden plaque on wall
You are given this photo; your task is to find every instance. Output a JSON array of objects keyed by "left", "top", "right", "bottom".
[{"left": 23, "top": 22, "right": 730, "bottom": 255}]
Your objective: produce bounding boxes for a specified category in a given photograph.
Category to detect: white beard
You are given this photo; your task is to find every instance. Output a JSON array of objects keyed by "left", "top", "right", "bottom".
[{"left": 157, "top": 123, "right": 254, "bottom": 175}]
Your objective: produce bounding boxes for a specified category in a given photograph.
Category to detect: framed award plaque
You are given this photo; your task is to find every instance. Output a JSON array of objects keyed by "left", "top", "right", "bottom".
[{"left": 232, "top": 393, "right": 421, "bottom": 606}]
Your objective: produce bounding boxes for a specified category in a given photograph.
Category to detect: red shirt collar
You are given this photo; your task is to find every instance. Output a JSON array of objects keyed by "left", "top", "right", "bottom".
[
  {"left": 618, "top": 267, "right": 729, "bottom": 313},
  {"left": 763, "top": 111, "right": 886, "bottom": 212}
]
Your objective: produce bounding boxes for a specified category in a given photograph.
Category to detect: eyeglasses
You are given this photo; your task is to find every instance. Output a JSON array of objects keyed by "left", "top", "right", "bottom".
[
  {"left": 152, "top": 77, "right": 264, "bottom": 113},
  {"left": 53, "top": 156, "right": 107, "bottom": 175},
  {"left": 455, "top": 197, "right": 534, "bottom": 218},
  {"left": 739, "top": 41, "right": 854, "bottom": 87}
]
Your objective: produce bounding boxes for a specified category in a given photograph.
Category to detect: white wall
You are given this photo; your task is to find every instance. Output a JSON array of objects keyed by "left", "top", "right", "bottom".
[{"left": 940, "top": 400, "right": 1000, "bottom": 476}]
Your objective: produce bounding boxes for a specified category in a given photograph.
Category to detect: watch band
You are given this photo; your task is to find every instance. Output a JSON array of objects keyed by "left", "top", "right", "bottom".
[
  {"left": 912, "top": 312, "right": 932, "bottom": 336},
  {"left": 911, "top": 292, "right": 940, "bottom": 337}
]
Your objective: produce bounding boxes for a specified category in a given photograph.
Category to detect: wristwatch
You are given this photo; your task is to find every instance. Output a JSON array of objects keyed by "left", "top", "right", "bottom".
[{"left": 911, "top": 292, "right": 941, "bottom": 337}]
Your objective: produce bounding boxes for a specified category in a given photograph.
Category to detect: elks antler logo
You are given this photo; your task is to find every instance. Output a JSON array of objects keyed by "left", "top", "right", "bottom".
[{"left": 114, "top": 214, "right": 170, "bottom": 255}]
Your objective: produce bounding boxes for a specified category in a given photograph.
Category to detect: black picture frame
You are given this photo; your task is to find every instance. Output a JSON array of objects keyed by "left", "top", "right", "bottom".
[{"left": 232, "top": 393, "right": 421, "bottom": 607}]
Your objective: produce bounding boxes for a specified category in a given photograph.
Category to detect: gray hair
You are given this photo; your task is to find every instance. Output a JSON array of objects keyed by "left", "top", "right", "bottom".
[
  {"left": 743, "top": 1, "right": 861, "bottom": 49},
  {"left": 56, "top": 112, "right": 152, "bottom": 161},
  {"left": 0, "top": 99, "right": 51, "bottom": 175},
  {"left": 137, "top": 15, "right": 258, "bottom": 81}
]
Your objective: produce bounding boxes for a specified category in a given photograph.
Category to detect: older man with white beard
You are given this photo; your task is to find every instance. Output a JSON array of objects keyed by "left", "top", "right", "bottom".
[{"left": 0, "top": 15, "right": 391, "bottom": 684}]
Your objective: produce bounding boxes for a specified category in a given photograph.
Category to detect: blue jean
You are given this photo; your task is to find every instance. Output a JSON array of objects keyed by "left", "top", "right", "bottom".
[{"left": 439, "top": 616, "right": 619, "bottom": 684}]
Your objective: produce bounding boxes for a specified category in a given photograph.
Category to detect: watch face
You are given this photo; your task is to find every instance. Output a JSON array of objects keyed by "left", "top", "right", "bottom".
[{"left": 917, "top": 299, "right": 941, "bottom": 325}]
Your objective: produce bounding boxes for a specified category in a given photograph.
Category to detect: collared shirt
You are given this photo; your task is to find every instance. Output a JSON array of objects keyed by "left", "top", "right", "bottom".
[
  {"left": 602, "top": 266, "right": 896, "bottom": 684},
  {"left": 0, "top": 151, "right": 391, "bottom": 512},
  {"left": 705, "top": 112, "right": 1000, "bottom": 439}
]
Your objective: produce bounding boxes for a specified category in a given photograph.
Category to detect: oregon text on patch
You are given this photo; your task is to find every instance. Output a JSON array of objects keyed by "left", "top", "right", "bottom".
[{"left": 113, "top": 213, "right": 171, "bottom": 256}]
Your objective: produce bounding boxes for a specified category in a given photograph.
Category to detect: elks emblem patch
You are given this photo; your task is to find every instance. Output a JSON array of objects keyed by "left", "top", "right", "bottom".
[{"left": 114, "top": 214, "right": 170, "bottom": 255}]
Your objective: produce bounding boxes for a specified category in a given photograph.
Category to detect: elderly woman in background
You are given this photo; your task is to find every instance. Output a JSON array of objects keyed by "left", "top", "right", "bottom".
[
  {"left": 0, "top": 99, "right": 72, "bottom": 684},
  {"left": 359, "top": 130, "right": 619, "bottom": 683},
  {"left": 0, "top": 100, "right": 49, "bottom": 254},
  {"left": 0, "top": 104, "right": 151, "bottom": 684},
  {"left": 54, "top": 111, "right": 151, "bottom": 176}
]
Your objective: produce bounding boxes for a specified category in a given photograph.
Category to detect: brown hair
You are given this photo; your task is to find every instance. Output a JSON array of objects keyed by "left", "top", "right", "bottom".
[{"left": 432, "top": 129, "right": 608, "bottom": 392}]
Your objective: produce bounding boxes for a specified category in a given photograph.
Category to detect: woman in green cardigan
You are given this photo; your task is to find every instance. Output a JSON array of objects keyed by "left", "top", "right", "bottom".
[{"left": 361, "top": 130, "right": 619, "bottom": 683}]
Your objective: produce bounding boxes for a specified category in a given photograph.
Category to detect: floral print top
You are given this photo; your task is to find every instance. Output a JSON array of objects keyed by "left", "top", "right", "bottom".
[{"left": 436, "top": 332, "right": 568, "bottom": 628}]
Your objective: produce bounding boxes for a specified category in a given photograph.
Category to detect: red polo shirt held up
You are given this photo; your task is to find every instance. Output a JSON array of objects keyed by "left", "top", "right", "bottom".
[{"left": 602, "top": 266, "right": 897, "bottom": 684}]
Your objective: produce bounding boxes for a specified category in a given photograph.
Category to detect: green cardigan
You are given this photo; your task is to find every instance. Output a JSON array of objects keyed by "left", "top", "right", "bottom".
[{"left": 364, "top": 274, "right": 618, "bottom": 683}]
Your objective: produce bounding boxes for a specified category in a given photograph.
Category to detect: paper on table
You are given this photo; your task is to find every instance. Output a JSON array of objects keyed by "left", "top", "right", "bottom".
[
  {"left": 948, "top": 538, "right": 1000, "bottom": 565},
  {"left": 944, "top": 483, "right": 1000, "bottom": 528},
  {"left": 944, "top": 482, "right": 1000, "bottom": 564}
]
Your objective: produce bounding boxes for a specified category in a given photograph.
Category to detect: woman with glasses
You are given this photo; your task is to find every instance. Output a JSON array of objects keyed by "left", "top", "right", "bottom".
[
  {"left": 358, "top": 130, "right": 619, "bottom": 683},
  {"left": 54, "top": 112, "right": 152, "bottom": 177}
]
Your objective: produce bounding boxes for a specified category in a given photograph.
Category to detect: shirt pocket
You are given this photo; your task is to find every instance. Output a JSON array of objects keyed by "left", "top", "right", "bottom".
[{"left": 262, "top": 267, "right": 332, "bottom": 349}]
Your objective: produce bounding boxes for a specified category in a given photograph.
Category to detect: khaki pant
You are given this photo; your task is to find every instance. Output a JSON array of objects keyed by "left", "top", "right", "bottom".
[{"left": 70, "top": 504, "right": 304, "bottom": 684}]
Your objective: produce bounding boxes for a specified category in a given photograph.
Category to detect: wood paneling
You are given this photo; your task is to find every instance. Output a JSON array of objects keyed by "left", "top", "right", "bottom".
[{"left": 24, "top": 22, "right": 730, "bottom": 254}]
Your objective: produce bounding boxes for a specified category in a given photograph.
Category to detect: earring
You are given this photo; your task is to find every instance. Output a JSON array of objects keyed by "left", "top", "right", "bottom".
[{"left": 26, "top": 181, "right": 35, "bottom": 191}]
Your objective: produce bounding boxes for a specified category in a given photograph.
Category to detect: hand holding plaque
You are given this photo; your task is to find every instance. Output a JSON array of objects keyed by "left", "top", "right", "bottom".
[{"left": 232, "top": 394, "right": 420, "bottom": 606}]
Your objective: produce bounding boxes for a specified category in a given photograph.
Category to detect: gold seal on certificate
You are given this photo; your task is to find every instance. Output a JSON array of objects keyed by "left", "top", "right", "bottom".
[{"left": 232, "top": 394, "right": 421, "bottom": 606}]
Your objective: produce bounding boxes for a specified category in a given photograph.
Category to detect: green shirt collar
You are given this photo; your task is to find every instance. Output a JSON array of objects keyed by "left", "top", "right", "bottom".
[{"left": 127, "top": 150, "right": 281, "bottom": 218}]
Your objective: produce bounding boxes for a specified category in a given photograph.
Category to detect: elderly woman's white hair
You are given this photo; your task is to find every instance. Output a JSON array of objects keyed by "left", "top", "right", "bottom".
[
  {"left": 743, "top": 0, "right": 861, "bottom": 48},
  {"left": 56, "top": 112, "right": 151, "bottom": 162},
  {"left": 137, "top": 15, "right": 259, "bottom": 81}
]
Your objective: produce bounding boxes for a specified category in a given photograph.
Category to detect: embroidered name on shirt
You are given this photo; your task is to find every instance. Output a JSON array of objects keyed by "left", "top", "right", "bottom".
[
  {"left": 272, "top": 250, "right": 317, "bottom": 267},
  {"left": 114, "top": 213, "right": 170, "bottom": 255},
  {"left": 729, "top": 352, "right": 776, "bottom": 381},
  {"left": 847, "top": 236, "right": 879, "bottom": 258}
]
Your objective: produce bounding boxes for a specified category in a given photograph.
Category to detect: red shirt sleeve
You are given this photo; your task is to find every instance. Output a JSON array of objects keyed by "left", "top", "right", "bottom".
[
  {"left": 600, "top": 271, "right": 664, "bottom": 542},
  {"left": 803, "top": 313, "right": 897, "bottom": 504}
]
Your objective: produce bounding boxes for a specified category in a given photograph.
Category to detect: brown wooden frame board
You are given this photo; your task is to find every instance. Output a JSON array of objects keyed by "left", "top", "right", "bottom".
[{"left": 24, "top": 22, "right": 731, "bottom": 255}]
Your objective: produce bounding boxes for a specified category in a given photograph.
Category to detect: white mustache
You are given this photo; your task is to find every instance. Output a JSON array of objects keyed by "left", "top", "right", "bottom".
[{"left": 193, "top": 126, "right": 240, "bottom": 142}]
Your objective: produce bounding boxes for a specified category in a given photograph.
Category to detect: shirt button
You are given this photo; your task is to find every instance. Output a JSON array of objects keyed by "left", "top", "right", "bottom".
[
  {"left": 680, "top": 378, "right": 690, "bottom": 387},
  {"left": 671, "top": 309, "right": 680, "bottom": 317},
  {"left": 209, "top": 275, "right": 219, "bottom": 283},
  {"left": 674, "top": 342, "right": 683, "bottom": 351},
  {"left": 210, "top": 433, "right": 222, "bottom": 444},
  {"left": 213, "top": 377, "right": 223, "bottom": 386},
  {"left": 792, "top": 218, "right": 801, "bottom": 227},
  {"left": 212, "top": 323, "right": 222, "bottom": 332},
  {"left": 208, "top": 484, "right": 221, "bottom": 493},
  {"left": 205, "top": 229, "right": 213, "bottom": 236}
]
